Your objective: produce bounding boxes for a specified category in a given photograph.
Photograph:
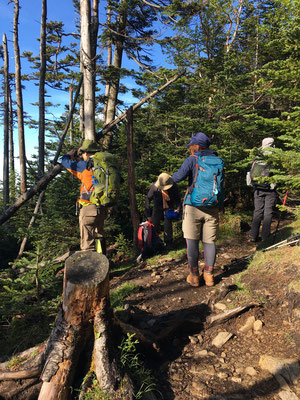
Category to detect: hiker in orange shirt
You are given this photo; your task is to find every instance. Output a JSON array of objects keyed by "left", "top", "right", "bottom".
[{"left": 60, "top": 140, "right": 108, "bottom": 253}]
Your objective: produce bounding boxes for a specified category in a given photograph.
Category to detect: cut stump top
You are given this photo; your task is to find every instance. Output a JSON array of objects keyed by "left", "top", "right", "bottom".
[
  {"left": 63, "top": 252, "right": 110, "bottom": 323},
  {"left": 65, "top": 251, "right": 109, "bottom": 286}
]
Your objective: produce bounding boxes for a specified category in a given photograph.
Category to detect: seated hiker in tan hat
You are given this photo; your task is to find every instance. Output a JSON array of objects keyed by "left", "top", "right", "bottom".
[{"left": 145, "top": 173, "right": 181, "bottom": 248}]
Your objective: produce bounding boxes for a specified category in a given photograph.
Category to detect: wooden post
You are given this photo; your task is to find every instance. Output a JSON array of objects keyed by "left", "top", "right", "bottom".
[
  {"left": 127, "top": 106, "right": 140, "bottom": 251},
  {"left": 38, "top": 251, "right": 109, "bottom": 400}
]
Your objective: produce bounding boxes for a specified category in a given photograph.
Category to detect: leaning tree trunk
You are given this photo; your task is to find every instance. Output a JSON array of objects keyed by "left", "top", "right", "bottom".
[
  {"left": 38, "top": 251, "right": 122, "bottom": 399},
  {"left": 13, "top": 0, "right": 27, "bottom": 193},
  {"left": 13, "top": 191, "right": 45, "bottom": 265}
]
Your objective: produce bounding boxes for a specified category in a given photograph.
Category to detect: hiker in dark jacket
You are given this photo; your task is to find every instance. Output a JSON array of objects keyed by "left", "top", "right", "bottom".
[
  {"left": 248, "top": 137, "right": 277, "bottom": 242},
  {"left": 145, "top": 173, "right": 181, "bottom": 248},
  {"left": 173, "top": 132, "right": 224, "bottom": 287}
]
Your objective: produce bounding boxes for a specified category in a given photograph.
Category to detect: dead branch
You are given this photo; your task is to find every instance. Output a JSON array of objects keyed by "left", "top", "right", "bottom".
[
  {"left": 226, "top": 0, "right": 243, "bottom": 53},
  {"left": 96, "top": 70, "right": 185, "bottom": 141},
  {"left": 0, "top": 366, "right": 42, "bottom": 380},
  {"left": 206, "top": 301, "right": 261, "bottom": 327}
]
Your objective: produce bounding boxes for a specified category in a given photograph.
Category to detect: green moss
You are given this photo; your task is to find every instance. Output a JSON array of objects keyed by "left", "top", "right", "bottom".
[{"left": 110, "top": 283, "right": 138, "bottom": 311}]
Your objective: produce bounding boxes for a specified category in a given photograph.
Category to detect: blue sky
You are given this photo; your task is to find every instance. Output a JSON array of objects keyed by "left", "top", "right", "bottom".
[
  {"left": 0, "top": 0, "right": 79, "bottom": 177},
  {"left": 0, "top": 0, "right": 157, "bottom": 179}
]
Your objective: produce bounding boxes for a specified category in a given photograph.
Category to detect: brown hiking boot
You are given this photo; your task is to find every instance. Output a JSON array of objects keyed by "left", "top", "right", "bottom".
[
  {"left": 203, "top": 271, "right": 214, "bottom": 287},
  {"left": 186, "top": 273, "right": 200, "bottom": 287}
]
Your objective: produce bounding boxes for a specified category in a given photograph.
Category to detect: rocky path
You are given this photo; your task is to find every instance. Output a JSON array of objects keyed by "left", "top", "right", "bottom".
[{"left": 111, "top": 230, "right": 300, "bottom": 400}]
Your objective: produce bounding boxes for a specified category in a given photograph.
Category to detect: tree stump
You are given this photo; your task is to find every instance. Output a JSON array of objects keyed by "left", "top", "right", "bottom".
[{"left": 38, "top": 251, "right": 111, "bottom": 400}]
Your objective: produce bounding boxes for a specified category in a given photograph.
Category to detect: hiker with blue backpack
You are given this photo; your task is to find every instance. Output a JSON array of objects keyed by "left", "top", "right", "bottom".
[
  {"left": 145, "top": 173, "right": 181, "bottom": 249},
  {"left": 60, "top": 139, "right": 120, "bottom": 254},
  {"left": 172, "top": 132, "right": 225, "bottom": 287}
]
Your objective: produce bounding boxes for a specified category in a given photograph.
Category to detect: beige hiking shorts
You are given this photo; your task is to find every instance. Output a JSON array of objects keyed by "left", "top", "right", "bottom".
[{"left": 182, "top": 204, "right": 219, "bottom": 242}]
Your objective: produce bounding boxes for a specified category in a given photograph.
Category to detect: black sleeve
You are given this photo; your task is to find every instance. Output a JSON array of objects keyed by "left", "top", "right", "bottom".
[
  {"left": 172, "top": 183, "right": 182, "bottom": 211},
  {"left": 145, "top": 184, "right": 156, "bottom": 218}
]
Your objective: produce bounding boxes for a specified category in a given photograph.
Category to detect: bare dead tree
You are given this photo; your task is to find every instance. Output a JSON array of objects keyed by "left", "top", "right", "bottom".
[
  {"left": 69, "top": 79, "right": 74, "bottom": 143},
  {"left": 103, "top": 0, "right": 128, "bottom": 148},
  {"left": 103, "top": 6, "right": 112, "bottom": 122},
  {"left": 225, "top": 0, "right": 244, "bottom": 53},
  {"left": 12, "top": 0, "right": 27, "bottom": 193},
  {"left": 2, "top": 33, "right": 10, "bottom": 210},
  {"left": 38, "top": 0, "right": 47, "bottom": 177},
  {"left": 80, "top": 0, "right": 99, "bottom": 140},
  {"left": 8, "top": 84, "right": 16, "bottom": 201}
]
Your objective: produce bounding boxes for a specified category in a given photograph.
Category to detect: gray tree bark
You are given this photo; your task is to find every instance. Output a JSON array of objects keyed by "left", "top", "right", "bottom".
[
  {"left": 2, "top": 33, "right": 9, "bottom": 210},
  {"left": 8, "top": 83, "right": 16, "bottom": 201},
  {"left": 13, "top": 0, "right": 27, "bottom": 193},
  {"left": 103, "top": 0, "right": 128, "bottom": 150},
  {"left": 38, "top": 0, "right": 47, "bottom": 177},
  {"left": 80, "top": 0, "right": 99, "bottom": 140},
  {"left": 103, "top": 6, "right": 112, "bottom": 122},
  {"left": 126, "top": 106, "right": 140, "bottom": 250},
  {"left": 69, "top": 80, "right": 74, "bottom": 143}
]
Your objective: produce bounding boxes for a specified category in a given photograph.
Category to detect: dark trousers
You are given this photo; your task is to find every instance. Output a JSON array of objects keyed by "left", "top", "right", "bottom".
[
  {"left": 152, "top": 208, "right": 173, "bottom": 244},
  {"left": 249, "top": 190, "right": 277, "bottom": 240}
]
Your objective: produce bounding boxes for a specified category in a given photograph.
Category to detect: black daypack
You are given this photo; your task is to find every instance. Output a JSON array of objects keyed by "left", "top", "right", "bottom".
[{"left": 137, "top": 221, "right": 164, "bottom": 260}]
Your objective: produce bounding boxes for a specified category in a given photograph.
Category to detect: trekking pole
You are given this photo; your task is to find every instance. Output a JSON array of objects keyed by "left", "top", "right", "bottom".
[
  {"left": 272, "top": 189, "right": 288, "bottom": 245},
  {"left": 263, "top": 234, "right": 300, "bottom": 252},
  {"left": 264, "top": 232, "right": 300, "bottom": 252}
]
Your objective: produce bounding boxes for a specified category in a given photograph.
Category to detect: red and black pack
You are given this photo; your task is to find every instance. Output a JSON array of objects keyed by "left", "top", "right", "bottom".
[{"left": 137, "top": 221, "right": 163, "bottom": 260}]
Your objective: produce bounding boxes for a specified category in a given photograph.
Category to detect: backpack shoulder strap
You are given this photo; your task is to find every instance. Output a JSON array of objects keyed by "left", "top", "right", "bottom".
[{"left": 138, "top": 224, "right": 145, "bottom": 251}]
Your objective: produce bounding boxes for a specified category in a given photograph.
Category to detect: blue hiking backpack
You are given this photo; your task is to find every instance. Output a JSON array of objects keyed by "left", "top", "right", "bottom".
[{"left": 184, "top": 154, "right": 224, "bottom": 207}]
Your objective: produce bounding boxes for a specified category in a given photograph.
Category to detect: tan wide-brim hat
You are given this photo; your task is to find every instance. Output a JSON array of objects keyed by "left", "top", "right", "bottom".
[{"left": 154, "top": 173, "right": 174, "bottom": 190}]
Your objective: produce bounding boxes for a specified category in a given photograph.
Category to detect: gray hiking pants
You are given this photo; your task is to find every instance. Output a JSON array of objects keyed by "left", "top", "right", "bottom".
[
  {"left": 249, "top": 190, "right": 277, "bottom": 241},
  {"left": 151, "top": 207, "right": 173, "bottom": 244}
]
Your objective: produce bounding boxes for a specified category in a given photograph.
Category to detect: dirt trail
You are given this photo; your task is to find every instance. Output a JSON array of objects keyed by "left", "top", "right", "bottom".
[{"left": 111, "top": 226, "right": 300, "bottom": 400}]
